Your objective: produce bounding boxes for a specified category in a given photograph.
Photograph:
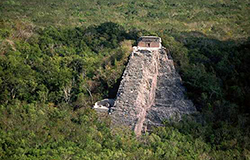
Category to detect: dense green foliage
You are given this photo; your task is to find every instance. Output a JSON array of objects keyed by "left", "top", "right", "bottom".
[
  {"left": 0, "top": 0, "right": 250, "bottom": 159},
  {"left": 1, "top": 0, "right": 250, "bottom": 39},
  {"left": 0, "top": 22, "right": 135, "bottom": 105}
]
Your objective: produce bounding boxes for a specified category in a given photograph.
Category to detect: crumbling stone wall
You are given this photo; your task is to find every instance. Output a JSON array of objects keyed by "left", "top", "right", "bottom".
[
  {"left": 110, "top": 48, "right": 196, "bottom": 135},
  {"left": 143, "top": 50, "right": 196, "bottom": 132}
]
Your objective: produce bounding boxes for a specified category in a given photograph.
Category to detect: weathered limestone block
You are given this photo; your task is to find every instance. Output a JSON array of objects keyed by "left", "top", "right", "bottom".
[{"left": 93, "top": 99, "right": 115, "bottom": 113}]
